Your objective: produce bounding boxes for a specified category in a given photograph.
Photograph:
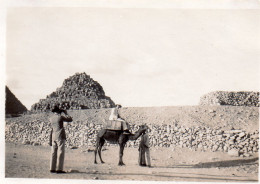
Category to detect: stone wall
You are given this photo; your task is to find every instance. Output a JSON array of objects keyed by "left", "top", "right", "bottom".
[
  {"left": 5, "top": 111, "right": 259, "bottom": 157},
  {"left": 199, "top": 91, "right": 259, "bottom": 107}
]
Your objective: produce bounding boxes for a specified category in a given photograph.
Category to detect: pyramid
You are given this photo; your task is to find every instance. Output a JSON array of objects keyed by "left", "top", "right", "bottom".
[
  {"left": 31, "top": 72, "right": 115, "bottom": 111},
  {"left": 5, "top": 86, "right": 27, "bottom": 115}
]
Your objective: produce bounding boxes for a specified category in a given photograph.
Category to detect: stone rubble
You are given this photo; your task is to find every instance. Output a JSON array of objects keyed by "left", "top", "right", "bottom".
[
  {"left": 199, "top": 91, "right": 259, "bottom": 107},
  {"left": 30, "top": 72, "right": 115, "bottom": 112},
  {"left": 5, "top": 117, "right": 258, "bottom": 157}
]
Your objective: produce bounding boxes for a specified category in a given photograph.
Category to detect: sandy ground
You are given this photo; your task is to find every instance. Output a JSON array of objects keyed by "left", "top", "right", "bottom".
[{"left": 5, "top": 142, "right": 258, "bottom": 182}]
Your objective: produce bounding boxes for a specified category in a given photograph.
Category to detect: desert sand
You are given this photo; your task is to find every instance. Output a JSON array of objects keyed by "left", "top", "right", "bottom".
[{"left": 5, "top": 142, "right": 258, "bottom": 182}]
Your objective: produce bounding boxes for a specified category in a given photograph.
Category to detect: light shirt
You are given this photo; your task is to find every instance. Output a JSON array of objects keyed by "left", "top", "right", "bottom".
[{"left": 109, "top": 108, "right": 119, "bottom": 120}]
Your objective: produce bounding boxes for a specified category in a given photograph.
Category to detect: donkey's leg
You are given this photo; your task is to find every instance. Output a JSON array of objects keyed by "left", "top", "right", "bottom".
[
  {"left": 94, "top": 129, "right": 106, "bottom": 164},
  {"left": 98, "top": 138, "right": 105, "bottom": 164},
  {"left": 94, "top": 137, "right": 99, "bottom": 164},
  {"left": 118, "top": 143, "right": 126, "bottom": 166}
]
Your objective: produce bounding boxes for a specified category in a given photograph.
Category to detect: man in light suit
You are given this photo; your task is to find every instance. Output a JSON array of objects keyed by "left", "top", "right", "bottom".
[{"left": 49, "top": 106, "right": 73, "bottom": 173}]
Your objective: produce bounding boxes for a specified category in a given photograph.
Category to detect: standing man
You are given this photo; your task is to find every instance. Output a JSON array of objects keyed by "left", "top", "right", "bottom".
[
  {"left": 138, "top": 127, "right": 151, "bottom": 167},
  {"left": 49, "top": 106, "right": 73, "bottom": 173},
  {"left": 109, "top": 104, "right": 130, "bottom": 134}
]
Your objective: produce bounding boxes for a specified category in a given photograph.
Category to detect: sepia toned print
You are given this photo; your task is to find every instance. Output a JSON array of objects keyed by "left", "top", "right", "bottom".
[{"left": 4, "top": 5, "right": 259, "bottom": 184}]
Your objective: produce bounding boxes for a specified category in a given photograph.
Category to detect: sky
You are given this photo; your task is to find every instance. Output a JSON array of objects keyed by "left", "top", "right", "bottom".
[{"left": 5, "top": 7, "right": 260, "bottom": 110}]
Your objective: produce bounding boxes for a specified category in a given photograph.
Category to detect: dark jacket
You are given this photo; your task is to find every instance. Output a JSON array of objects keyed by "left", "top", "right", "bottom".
[{"left": 140, "top": 133, "right": 149, "bottom": 149}]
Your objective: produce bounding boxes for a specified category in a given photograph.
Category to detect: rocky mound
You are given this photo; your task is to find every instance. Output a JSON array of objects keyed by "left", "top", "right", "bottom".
[
  {"left": 5, "top": 86, "right": 27, "bottom": 116},
  {"left": 31, "top": 72, "right": 115, "bottom": 111},
  {"left": 5, "top": 106, "right": 259, "bottom": 157},
  {"left": 199, "top": 91, "right": 259, "bottom": 107}
]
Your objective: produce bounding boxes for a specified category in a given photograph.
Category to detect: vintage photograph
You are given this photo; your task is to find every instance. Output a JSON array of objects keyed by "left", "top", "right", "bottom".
[{"left": 2, "top": 0, "right": 260, "bottom": 183}]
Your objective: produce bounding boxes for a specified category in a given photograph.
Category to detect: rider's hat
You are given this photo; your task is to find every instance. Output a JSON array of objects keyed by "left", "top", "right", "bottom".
[{"left": 116, "top": 104, "right": 122, "bottom": 108}]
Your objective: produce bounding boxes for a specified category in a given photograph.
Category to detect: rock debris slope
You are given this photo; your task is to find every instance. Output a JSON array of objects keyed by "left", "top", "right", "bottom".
[
  {"left": 31, "top": 72, "right": 115, "bottom": 111},
  {"left": 5, "top": 106, "right": 259, "bottom": 158},
  {"left": 5, "top": 79, "right": 259, "bottom": 158},
  {"left": 200, "top": 91, "right": 259, "bottom": 107}
]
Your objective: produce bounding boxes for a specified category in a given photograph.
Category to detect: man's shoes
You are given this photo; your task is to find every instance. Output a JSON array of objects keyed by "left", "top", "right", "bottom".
[
  {"left": 56, "top": 170, "right": 66, "bottom": 174},
  {"left": 50, "top": 170, "right": 56, "bottom": 173}
]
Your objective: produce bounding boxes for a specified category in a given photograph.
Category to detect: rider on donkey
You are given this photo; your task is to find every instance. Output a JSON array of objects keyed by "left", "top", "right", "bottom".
[{"left": 109, "top": 104, "right": 131, "bottom": 134}]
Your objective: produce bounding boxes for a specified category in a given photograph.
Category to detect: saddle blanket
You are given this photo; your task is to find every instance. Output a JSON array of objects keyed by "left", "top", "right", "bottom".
[
  {"left": 104, "top": 120, "right": 122, "bottom": 130},
  {"left": 104, "top": 120, "right": 130, "bottom": 131}
]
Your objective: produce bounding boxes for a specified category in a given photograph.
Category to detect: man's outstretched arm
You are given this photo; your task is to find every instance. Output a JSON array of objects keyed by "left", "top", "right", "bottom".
[{"left": 61, "top": 110, "right": 73, "bottom": 122}]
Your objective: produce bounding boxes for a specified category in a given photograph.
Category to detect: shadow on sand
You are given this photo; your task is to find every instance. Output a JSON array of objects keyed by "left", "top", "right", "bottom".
[
  {"left": 80, "top": 171, "right": 258, "bottom": 182},
  {"left": 52, "top": 158, "right": 258, "bottom": 182},
  {"left": 155, "top": 157, "right": 258, "bottom": 169},
  {"left": 192, "top": 157, "right": 258, "bottom": 168}
]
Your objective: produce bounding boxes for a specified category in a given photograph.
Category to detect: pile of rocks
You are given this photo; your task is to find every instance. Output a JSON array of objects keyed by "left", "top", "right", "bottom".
[
  {"left": 199, "top": 91, "right": 259, "bottom": 107},
  {"left": 147, "top": 124, "right": 258, "bottom": 157},
  {"left": 5, "top": 117, "right": 258, "bottom": 157},
  {"left": 31, "top": 73, "right": 115, "bottom": 112},
  {"left": 5, "top": 116, "right": 51, "bottom": 146}
]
